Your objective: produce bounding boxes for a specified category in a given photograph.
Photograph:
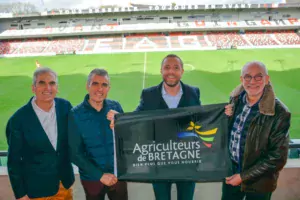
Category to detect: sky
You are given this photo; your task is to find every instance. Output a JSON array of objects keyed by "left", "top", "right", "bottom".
[{"left": 0, "top": 0, "right": 287, "bottom": 10}]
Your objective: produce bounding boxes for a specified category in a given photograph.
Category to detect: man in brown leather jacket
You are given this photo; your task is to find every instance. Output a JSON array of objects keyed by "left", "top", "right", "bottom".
[{"left": 222, "top": 61, "right": 291, "bottom": 200}]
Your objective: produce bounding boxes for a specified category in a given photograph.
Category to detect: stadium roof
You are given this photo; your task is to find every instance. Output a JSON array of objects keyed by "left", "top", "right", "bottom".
[
  {"left": 286, "top": 0, "right": 300, "bottom": 3},
  {"left": 0, "top": 0, "right": 289, "bottom": 10}
]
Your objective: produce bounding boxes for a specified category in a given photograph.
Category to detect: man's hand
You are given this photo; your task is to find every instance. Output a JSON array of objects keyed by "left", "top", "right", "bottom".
[
  {"left": 110, "top": 120, "right": 115, "bottom": 130},
  {"left": 100, "top": 173, "right": 118, "bottom": 186},
  {"left": 17, "top": 195, "right": 30, "bottom": 200},
  {"left": 225, "top": 104, "right": 233, "bottom": 116},
  {"left": 107, "top": 110, "right": 119, "bottom": 130},
  {"left": 225, "top": 174, "right": 242, "bottom": 186},
  {"left": 107, "top": 110, "right": 119, "bottom": 121}
]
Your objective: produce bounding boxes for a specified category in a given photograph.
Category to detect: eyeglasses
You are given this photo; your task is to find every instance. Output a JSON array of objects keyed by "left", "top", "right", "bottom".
[{"left": 243, "top": 74, "right": 264, "bottom": 82}]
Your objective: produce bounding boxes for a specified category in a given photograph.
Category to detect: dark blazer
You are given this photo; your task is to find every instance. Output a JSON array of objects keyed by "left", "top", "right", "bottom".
[
  {"left": 135, "top": 81, "right": 201, "bottom": 111},
  {"left": 6, "top": 97, "right": 75, "bottom": 199}
]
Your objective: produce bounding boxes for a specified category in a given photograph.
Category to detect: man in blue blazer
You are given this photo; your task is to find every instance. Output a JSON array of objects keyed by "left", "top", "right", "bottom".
[
  {"left": 135, "top": 54, "right": 201, "bottom": 200},
  {"left": 6, "top": 67, "right": 74, "bottom": 200}
]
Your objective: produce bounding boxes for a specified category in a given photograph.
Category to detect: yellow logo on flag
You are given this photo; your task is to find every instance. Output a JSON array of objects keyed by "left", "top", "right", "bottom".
[{"left": 177, "top": 121, "right": 218, "bottom": 148}]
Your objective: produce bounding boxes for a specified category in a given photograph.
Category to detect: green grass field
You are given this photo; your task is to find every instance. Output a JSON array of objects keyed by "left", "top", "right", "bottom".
[{"left": 0, "top": 48, "right": 300, "bottom": 150}]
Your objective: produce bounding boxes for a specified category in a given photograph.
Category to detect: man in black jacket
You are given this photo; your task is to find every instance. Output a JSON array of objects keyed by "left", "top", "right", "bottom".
[
  {"left": 135, "top": 54, "right": 201, "bottom": 200},
  {"left": 223, "top": 61, "right": 291, "bottom": 200}
]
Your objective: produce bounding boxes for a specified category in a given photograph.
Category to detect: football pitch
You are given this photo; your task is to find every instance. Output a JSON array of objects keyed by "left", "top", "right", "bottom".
[{"left": 0, "top": 48, "right": 300, "bottom": 150}]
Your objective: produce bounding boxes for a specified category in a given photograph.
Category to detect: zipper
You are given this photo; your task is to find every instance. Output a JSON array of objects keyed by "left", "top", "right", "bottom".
[{"left": 242, "top": 114, "right": 259, "bottom": 170}]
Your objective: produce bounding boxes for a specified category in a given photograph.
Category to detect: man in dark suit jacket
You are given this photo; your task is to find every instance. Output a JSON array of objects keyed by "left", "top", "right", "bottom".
[
  {"left": 6, "top": 67, "right": 74, "bottom": 200},
  {"left": 135, "top": 54, "right": 201, "bottom": 200}
]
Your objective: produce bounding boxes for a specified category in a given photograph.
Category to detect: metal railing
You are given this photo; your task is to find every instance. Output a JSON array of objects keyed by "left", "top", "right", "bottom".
[
  {"left": 0, "top": 151, "right": 7, "bottom": 157},
  {"left": 0, "top": 141, "right": 299, "bottom": 157},
  {"left": 1, "top": 142, "right": 300, "bottom": 200}
]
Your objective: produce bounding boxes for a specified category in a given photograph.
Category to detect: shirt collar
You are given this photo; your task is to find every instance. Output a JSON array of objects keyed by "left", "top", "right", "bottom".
[
  {"left": 31, "top": 96, "right": 56, "bottom": 113},
  {"left": 240, "top": 90, "right": 263, "bottom": 108},
  {"left": 162, "top": 83, "right": 183, "bottom": 96},
  {"left": 83, "top": 94, "right": 107, "bottom": 112}
]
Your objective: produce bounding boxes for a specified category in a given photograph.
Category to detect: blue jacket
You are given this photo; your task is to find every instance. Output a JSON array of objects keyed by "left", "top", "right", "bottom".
[
  {"left": 6, "top": 97, "right": 74, "bottom": 199},
  {"left": 136, "top": 81, "right": 201, "bottom": 111},
  {"left": 68, "top": 94, "right": 123, "bottom": 180}
]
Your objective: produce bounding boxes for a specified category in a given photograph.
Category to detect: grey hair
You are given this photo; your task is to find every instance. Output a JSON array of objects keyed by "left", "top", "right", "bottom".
[
  {"left": 33, "top": 67, "right": 58, "bottom": 85},
  {"left": 241, "top": 61, "right": 268, "bottom": 75},
  {"left": 87, "top": 68, "right": 110, "bottom": 86}
]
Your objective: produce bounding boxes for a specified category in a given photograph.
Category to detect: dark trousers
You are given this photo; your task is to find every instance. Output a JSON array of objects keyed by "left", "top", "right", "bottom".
[
  {"left": 152, "top": 182, "right": 195, "bottom": 200},
  {"left": 81, "top": 180, "right": 128, "bottom": 200},
  {"left": 222, "top": 181, "right": 272, "bottom": 200},
  {"left": 222, "top": 161, "right": 272, "bottom": 200}
]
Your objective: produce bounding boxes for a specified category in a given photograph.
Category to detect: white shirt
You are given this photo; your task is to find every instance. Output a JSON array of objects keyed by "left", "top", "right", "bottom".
[{"left": 31, "top": 97, "right": 58, "bottom": 150}]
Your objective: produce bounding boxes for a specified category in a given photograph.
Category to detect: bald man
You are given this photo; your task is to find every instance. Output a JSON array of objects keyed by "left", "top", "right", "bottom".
[{"left": 222, "top": 61, "right": 291, "bottom": 200}]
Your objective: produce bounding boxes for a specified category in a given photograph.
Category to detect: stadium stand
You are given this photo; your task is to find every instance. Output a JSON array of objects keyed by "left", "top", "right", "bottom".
[
  {"left": 273, "top": 30, "right": 300, "bottom": 45},
  {"left": 0, "top": 40, "right": 20, "bottom": 54},
  {"left": 206, "top": 32, "right": 249, "bottom": 47},
  {"left": 1, "top": 30, "right": 300, "bottom": 55},
  {"left": 43, "top": 38, "right": 85, "bottom": 54},
  {"left": 245, "top": 31, "right": 280, "bottom": 46},
  {"left": 0, "top": 5, "right": 299, "bottom": 56},
  {"left": 15, "top": 38, "right": 49, "bottom": 54}
]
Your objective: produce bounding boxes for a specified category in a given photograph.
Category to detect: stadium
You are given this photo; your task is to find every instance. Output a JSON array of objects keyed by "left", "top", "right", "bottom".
[{"left": 0, "top": 0, "right": 300, "bottom": 199}]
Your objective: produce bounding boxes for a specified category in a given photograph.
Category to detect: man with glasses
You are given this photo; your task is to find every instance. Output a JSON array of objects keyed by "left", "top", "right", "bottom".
[
  {"left": 222, "top": 61, "right": 291, "bottom": 200},
  {"left": 68, "top": 68, "right": 128, "bottom": 200}
]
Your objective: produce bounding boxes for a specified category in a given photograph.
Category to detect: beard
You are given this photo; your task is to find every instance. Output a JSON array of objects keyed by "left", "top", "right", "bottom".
[{"left": 164, "top": 80, "right": 180, "bottom": 87}]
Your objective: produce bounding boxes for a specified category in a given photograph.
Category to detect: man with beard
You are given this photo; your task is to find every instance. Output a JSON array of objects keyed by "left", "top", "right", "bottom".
[
  {"left": 68, "top": 68, "right": 128, "bottom": 200},
  {"left": 222, "top": 61, "right": 291, "bottom": 200},
  {"left": 135, "top": 54, "right": 201, "bottom": 200}
]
